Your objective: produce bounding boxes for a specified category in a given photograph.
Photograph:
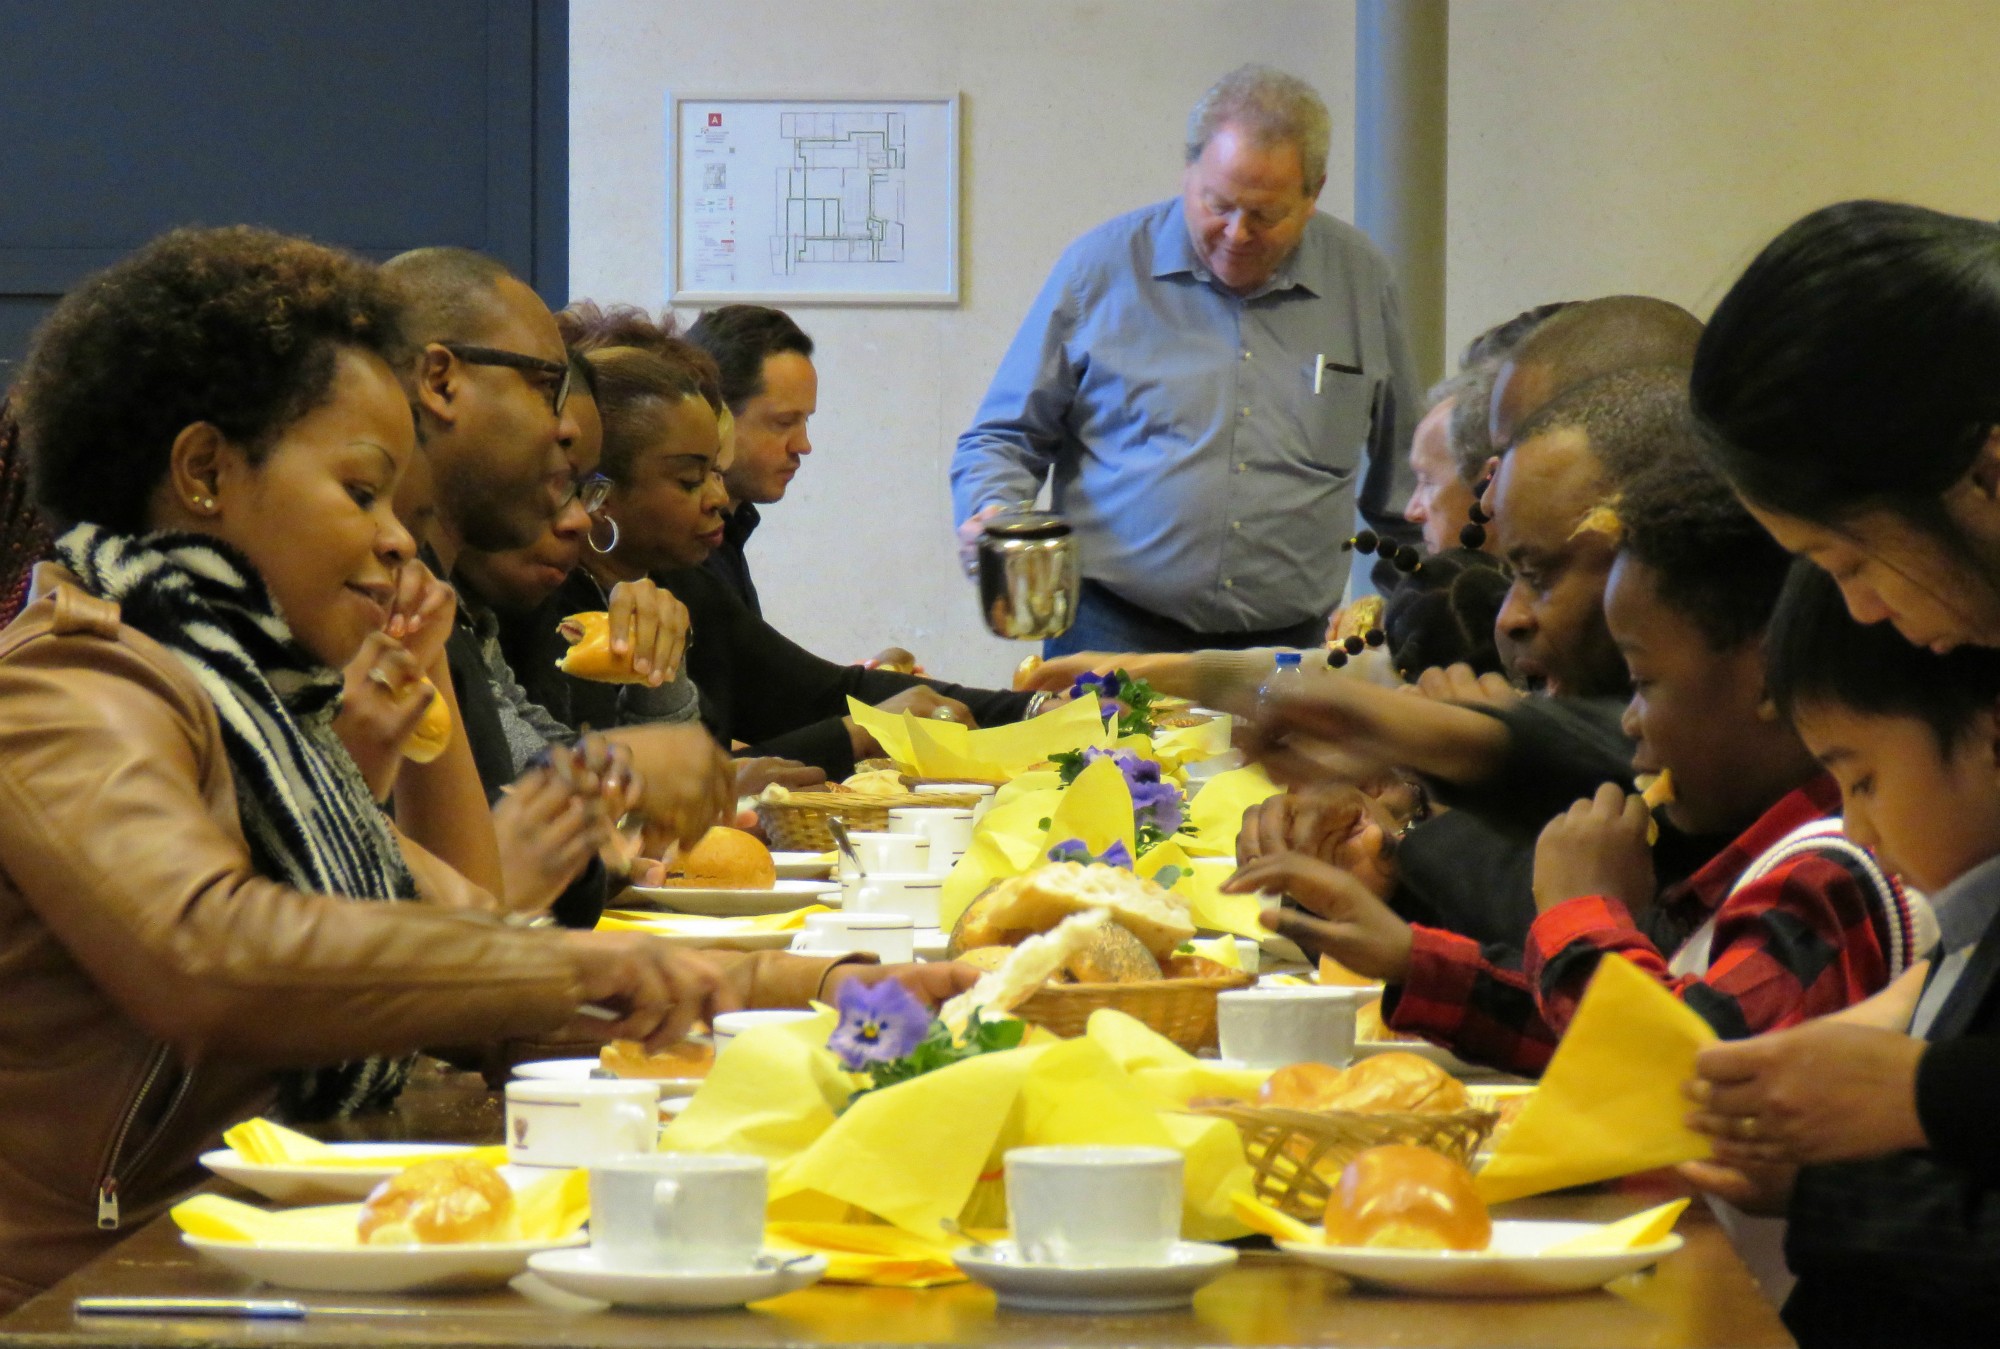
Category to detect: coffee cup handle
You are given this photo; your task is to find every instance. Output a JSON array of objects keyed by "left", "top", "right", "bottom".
[
  {"left": 651, "top": 1178, "right": 683, "bottom": 1238},
  {"left": 615, "top": 1100, "right": 656, "bottom": 1149}
]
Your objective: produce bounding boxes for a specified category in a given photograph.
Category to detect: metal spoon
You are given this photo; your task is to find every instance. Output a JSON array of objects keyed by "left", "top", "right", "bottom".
[
  {"left": 939, "top": 1216, "right": 1004, "bottom": 1262},
  {"left": 827, "top": 818, "right": 865, "bottom": 878}
]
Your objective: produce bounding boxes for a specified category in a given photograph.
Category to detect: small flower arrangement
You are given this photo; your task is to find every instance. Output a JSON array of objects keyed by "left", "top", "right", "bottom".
[
  {"left": 1043, "top": 746, "right": 1195, "bottom": 857},
  {"left": 1070, "top": 669, "right": 1166, "bottom": 738},
  {"left": 828, "top": 977, "right": 1025, "bottom": 1099},
  {"left": 1045, "top": 835, "right": 1182, "bottom": 890}
]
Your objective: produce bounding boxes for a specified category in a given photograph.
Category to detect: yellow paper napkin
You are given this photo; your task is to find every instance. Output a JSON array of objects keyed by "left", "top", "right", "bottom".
[
  {"left": 764, "top": 1221, "right": 981, "bottom": 1287},
  {"left": 172, "top": 1168, "right": 588, "bottom": 1246},
  {"left": 1179, "top": 856, "right": 1269, "bottom": 939},
  {"left": 597, "top": 904, "right": 832, "bottom": 934},
  {"left": 1542, "top": 1198, "right": 1691, "bottom": 1254},
  {"left": 1229, "top": 1190, "right": 1316, "bottom": 1245},
  {"left": 1181, "top": 766, "right": 1282, "bottom": 858},
  {"left": 844, "top": 698, "right": 917, "bottom": 769},
  {"left": 962, "top": 694, "right": 1111, "bottom": 774},
  {"left": 220, "top": 1118, "right": 507, "bottom": 1171},
  {"left": 1475, "top": 954, "right": 1716, "bottom": 1204},
  {"left": 845, "top": 693, "right": 1111, "bottom": 782}
]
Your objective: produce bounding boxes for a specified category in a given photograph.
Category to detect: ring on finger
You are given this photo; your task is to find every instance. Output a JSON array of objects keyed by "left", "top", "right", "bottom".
[{"left": 1734, "top": 1114, "right": 1760, "bottom": 1141}]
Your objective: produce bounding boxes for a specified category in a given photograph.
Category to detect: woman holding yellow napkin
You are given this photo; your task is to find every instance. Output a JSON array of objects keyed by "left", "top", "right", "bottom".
[{"left": 0, "top": 228, "right": 961, "bottom": 1311}]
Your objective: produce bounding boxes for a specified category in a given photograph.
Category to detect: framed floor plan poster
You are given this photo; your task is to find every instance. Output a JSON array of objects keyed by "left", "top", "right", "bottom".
[{"left": 669, "top": 93, "right": 960, "bottom": 305}]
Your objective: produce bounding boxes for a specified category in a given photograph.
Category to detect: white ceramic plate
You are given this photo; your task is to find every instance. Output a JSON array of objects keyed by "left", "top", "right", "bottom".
[
  {"left": 199, "top": 1143, "right": 475, "bottom": 1205},
  {"left": 1278, "top": 1220, "right": 1683, "bottom": 1297},
  {"left": 510, "top": 1059, "right": 707, "bottom": 1099},
  {"left": 773, "top": 852, "right": 835, "bottom": 880},
  {"left": 621, "top": 879, "right": 840, "bottom": 918},
  {"left": 1350, "top": 1037, "right": 1480, "bottom": 1075},
  {"left": 913, "top": 927, "right": 950, "bottom": 961},
  {"left": 184, "top": 1232, "right": 585, "bottom": 1293},
  {"left": 525, "top": 1248, "right": 825, "bottom": 1309},
  {"left": 953, "top": 1241, "right": 1236, "bottom": 1313}
]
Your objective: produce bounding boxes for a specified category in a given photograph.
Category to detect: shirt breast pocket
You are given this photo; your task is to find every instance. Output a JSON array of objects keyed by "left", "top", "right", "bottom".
[{"left": 1291, "top": 360, "right": 1373, "bottom": 480}]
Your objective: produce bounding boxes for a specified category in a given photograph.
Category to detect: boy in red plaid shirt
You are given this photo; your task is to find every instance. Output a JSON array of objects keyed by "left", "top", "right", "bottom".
[{"left": 1231, "top": 427, "right": 1926, "bottom": 1075}]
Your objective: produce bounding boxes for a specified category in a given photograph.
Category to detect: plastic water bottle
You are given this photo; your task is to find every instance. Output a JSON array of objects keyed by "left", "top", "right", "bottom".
[{"left": 1259, "top": 649, "right": 1307, "bottom": 713}]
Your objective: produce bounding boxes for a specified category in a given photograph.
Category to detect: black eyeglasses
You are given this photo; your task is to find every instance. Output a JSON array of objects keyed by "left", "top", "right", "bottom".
[
  {"left": 441, "top": 343, "right": 572, "bottom": 417},
  {"left": 557, "top": 472, "right": 612, "bottom": 515}
]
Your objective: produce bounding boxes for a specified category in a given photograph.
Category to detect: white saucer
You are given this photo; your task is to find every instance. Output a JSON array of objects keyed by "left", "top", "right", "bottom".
[
  {"left": 525, "top": 1247, "right": 826, "bottom": 1309},
  {"left": 912, "top": 927, "right": 949, "bottom": 961},
  {"left": 773, "top": 851, "right": 835, "bottom": 880},
  {"left": 622, "top": 879, "right": 839, "bottom": 918},
  {"left": 1278, "top": 1220, "right": 1683, "bottom": 1297},
  {"left": 953, "top": 1241, "right": 1236, "bottom": 1312},
  {"left": 510, "top": 1058, "right": 705, "bottom": 1097},
  {"left": 186, "top": 1232, "right": 583, "bottom": 1293}
]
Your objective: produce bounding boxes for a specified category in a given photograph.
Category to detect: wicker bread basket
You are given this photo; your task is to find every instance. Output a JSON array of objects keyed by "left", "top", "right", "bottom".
[
  {"left": 1194, "top": 1101, "right": 1498, "bottom": 1221},
  {"left": 756, "top": 789, "right": 984, "bottom": 852},
  {"left": 1011, "top": 971, "right": 1255, "bottom": 1052}
]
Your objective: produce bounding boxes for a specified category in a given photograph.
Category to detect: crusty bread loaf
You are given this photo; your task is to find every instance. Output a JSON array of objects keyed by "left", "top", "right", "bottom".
[
  {"left": 977, "top": 863, "right": 1195, "bottom": 958},
  {"left": 358, "top": 1157, "right": 515, "bottom": 1245},
  {"left": 1059, "top": 922, "right": 1162, "bottom": 984},
  {"left": 957, "top": 946, "right": 1015, "bottom": 974},
  {"left": 940, "top": 909, "right": 1110, "bottom": 1029},
  {"left": 1319, "top": 1052, "right": 1467, "bottom": 1114},
  {"left": 948, "top": 886, "right": 1037, "bottom": 956},
  {"left": 1160, "top": 952, "right": 1242, "bottom": 981}
]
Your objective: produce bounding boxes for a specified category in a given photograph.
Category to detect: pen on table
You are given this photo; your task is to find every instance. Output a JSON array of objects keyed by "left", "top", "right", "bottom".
[{"left": 1313, "top": 352, "right": 1326, "bottom": 394}]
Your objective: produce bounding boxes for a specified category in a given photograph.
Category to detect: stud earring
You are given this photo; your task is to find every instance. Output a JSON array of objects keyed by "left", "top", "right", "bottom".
[{"left": 190, "top": 495, "right": 215, "bottom": 511}]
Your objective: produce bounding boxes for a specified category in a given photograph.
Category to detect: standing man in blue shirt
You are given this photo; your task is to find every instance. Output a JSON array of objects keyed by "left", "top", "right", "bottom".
[{"left": 953, "top": 65, "right": 1419, "bottom": 655}]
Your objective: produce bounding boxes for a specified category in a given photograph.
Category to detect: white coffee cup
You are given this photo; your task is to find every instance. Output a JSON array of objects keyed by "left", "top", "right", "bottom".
[
  {"left": 710, "top": 1008, "right": 819, "bottom": 1058},
  {"left": 793, "top": 911, "right": 915, "bottom": 962},
  {"left": 1005, "top": 1145, "right": 1183, "bottom": 1267},
  {"left": 588, "top": 1152, "right": 768, "bottom": 1272},
  {"left": 1216, "top": 985, "right": 1364, "bottom": 1069},
  {"left": 835, "top": 831, "right": 929, "bottom": 879},
  {"left": 915, "top": 782, "right": 997, "bottom": 821},
  {"left": 887, "top": 807, "right": 975, "bottom": 876},
  {"left": 505, "top": 1079, "right": 658, "bottom": 1168},
  {"left": 843, "top": 871, "right": 942, "bottom": 927}
]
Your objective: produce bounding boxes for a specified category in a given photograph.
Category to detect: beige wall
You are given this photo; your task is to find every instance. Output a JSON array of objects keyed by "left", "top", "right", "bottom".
[
  {"left": 574, "top": 0, "right": 2000, "bottom": 686},
  {"left": 570, "top": 0, "right": 1353, "bottom": 688},
  {"left": 1445, "top": 0, "right": 2000, "bottom": 358}
]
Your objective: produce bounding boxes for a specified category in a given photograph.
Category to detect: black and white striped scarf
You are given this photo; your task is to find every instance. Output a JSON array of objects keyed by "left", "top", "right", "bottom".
[{"left": 56, "top": 523, "right": 418, "bottom": 1120}]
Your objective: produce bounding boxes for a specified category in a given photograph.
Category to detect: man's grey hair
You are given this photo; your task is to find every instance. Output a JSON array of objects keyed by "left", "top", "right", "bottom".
[{"left": 1185, "top": 65, "right": 1330, "bottom": 192}]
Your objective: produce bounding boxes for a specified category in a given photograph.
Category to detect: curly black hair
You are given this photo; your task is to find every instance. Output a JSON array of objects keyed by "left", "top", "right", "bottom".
[
  {"left": 1613, "top": 420, "right": 1793, "bottom": 651},
  {"left": 16, "top": 225, "right": 406, "bottom": 533},
  {"left": 1382, "top": 547, "right": 1512, "bottom": 679},
  {"left": 559, "top": 302, "right": 722, "bottom": 414}
]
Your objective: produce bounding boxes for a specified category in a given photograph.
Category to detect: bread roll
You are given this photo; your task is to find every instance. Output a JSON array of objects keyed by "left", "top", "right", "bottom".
[
  {"left": 556, "top": 612, "right": 646, "bottom": 683},
  {"left": 1319, "top": 1052, "right": 1468, "bottom": 1115},
  {"left": 948, "top": 887, "right": 1035, "bottom": 956},
  {"left": 400, "top": 677, "right": 453, "bottom": 763},
  {"left": 1160, "top": 952, "right": 1243, "bottom": 981},
  {"left": 841, "top": 769, "right": 908, "bottom": 796},
  {"left": 658, "top": 827, "right": 776, "bottom": 890},
  {"left": 357, "top": 1157, "right": 515, "bottom": 1246},
  {"left": 1013, "top": 654, "right": 1044, "bottom": 692},
  {"left": 1322, "top": 1145, "right": 1490, "bottom": 1251},
  {"left": 940, "top": 908, "right": 1110, "bottom": 1029},
  {"left": 978, "top": 863, "right": 1196, "bottom": 959},
  {"left": 957, "top": 945, "right": 1016, "bottom": 974},
  {"left": 598, "top": 1038, "right": 716, "bottom": 1080},
  {"left": 1258, "top": 1061, "right": 1349, "bottom": 1111},
  {"left": 1060, "top": 922, "right": 1162, "bottom": 984},
  {"left": 1355, "top": 998, "right": 1421, "bottom": 1043}
]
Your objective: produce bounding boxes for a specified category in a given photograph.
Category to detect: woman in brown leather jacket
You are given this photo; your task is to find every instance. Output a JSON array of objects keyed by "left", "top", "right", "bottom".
[{"left": 0, "top": 227, "right": 965, "bottom": 1308}]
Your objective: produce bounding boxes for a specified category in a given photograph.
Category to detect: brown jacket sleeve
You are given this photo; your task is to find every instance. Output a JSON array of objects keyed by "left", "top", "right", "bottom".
[{"left": 0, "top": 622, "right": 585, "bottom": 1067}]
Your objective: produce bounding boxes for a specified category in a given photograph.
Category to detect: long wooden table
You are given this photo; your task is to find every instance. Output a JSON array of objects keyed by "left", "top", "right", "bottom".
[{"left": 0, "top": 1062, "right": 1795, "bottom": 1348}]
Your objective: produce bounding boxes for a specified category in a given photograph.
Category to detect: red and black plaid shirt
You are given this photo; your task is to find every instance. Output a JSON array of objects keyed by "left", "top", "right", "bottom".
[{"left": 1386, "top": 776, "right": 1897, "bottom": 1076}]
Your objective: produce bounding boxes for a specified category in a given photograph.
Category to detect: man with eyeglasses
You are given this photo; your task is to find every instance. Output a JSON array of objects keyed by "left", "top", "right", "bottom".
[
  {"left": 952, "top": 65, "right": 1420, "bottom": 657},
  {"left": 381, "top": 248, "right": 732, "bottom": 926}
]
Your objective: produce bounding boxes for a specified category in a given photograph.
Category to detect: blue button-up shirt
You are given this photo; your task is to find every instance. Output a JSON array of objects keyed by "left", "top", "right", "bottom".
[
  {"left": 952, "top": 197, "right": 1418, "bottom": 632},
  {"left": 1910, "top": 853, "right": 2000, "bottom": 1038}
]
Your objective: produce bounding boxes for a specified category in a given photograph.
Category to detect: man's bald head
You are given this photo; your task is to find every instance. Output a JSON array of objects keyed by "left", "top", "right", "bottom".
[
  {"left": 381, "top": 247, "right": 518, "bottom": 350},
  {"left": 1490, "top": 295, "right": 1703, "bottom": 447}
]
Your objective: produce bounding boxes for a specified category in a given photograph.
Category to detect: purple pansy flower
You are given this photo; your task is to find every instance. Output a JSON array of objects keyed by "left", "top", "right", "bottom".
[
  {"left": 1046, "top": 837, "right": 1135, "bottom": 869},
  {"left": 1080, "top": 747, "right": 1185, "bottom": 836},
  {"left": 1069, "top": 670, "right": 1126, "bottom": 721},
  {"left": 828, "top": 977, "right": 931, "bottom": 1070}
]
